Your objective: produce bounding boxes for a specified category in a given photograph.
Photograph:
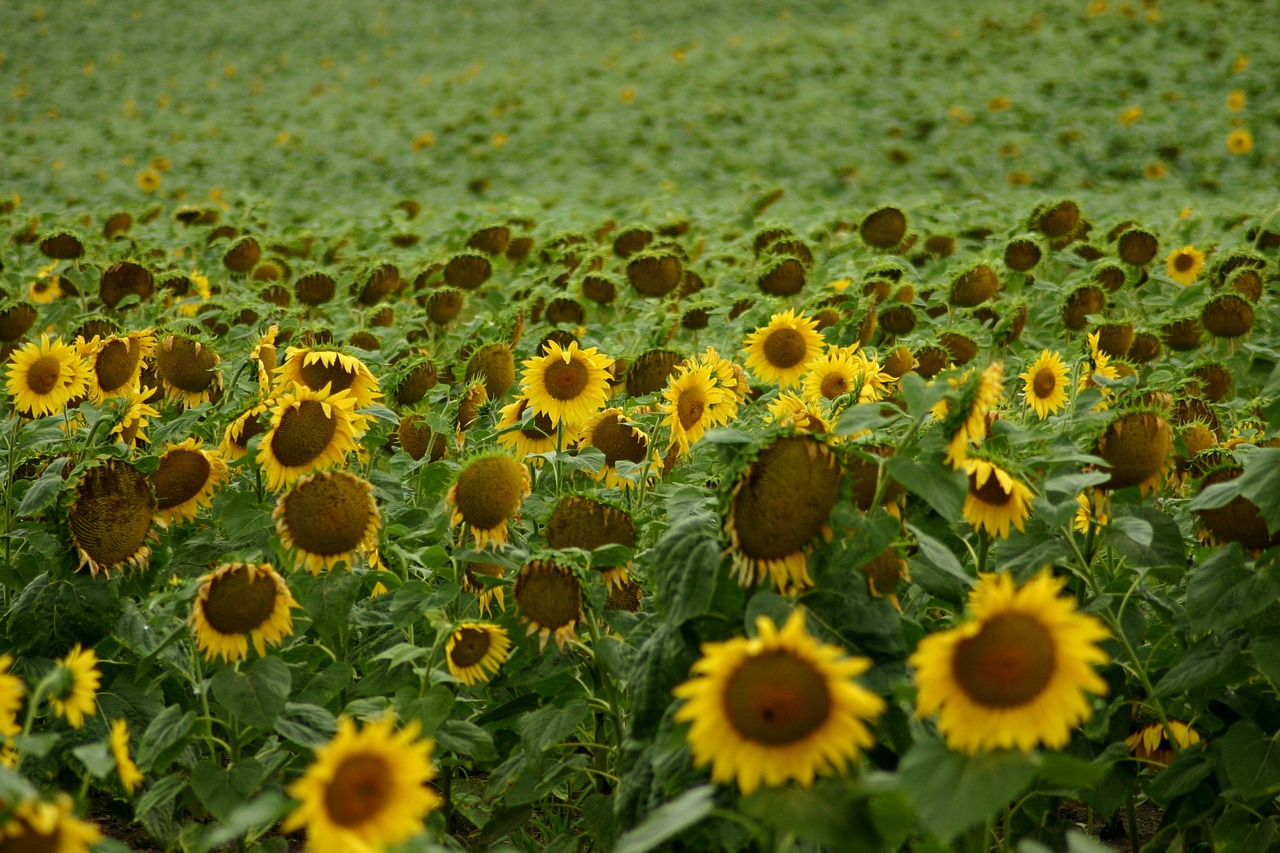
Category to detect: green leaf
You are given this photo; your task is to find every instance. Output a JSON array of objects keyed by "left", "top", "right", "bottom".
[
  {"left": 137, "top": 705, "right": 196, "bottom": 772},
  {"left": 519, "top": 700, "right": 590, "bottom": 753},
  {"left": 190, "top": 758, "right": 268, "bottom": 823},
  {"left": 3, "top": 571, "right": 121, "bottom": 657},
  {"left": 1103, "top": 515, "right": 1151, "bottom": 548},
  {"left": 1221, "top": 720, "right": 1280, "bottom": 798},
  {"left": 72, "top": 740, "right": 116, "bottom": 779},
  {"left": 1186, "top": 545, "right": 1280, "bottom": 633},
  {"left": 1238, "top": 447, "right": 1280, "bottom": 534},
  {"left": 372, "top": 642, "right": 432, "bottom": 669},
  {"left": 210, "top": 656, "right": 291, "bottom": 730},
  {"left": 134, "top": 772, "right": 188, "bottom": 820},
  {"left": 908, "top": 525, "right": 972, "bottom": 586},
  {"left": 1105, "top": 506, "right": 1186, "bottom": 571},
  {"left": 1153, "top": 636, "right": 1243, "bottom": 698},
  {"left": 652, "top": 515, "right": 720, "bottom": 624},
  {"left": 17, "top": 456, "right": 69, "bottom": 515},
  {"left": 740, "top": 781, "right": 881, "bottom": 850},
  {"left": 614, "top": 786, "right": 716, "bottom": 853},
  {"left": 887, "top": 456, "right": 966, "bottom": 523},
  {"left": 1147, "top": 744, "right": 1212, "bottom": 805},
  {"left": 1187, "top": 479, "right": 1241, "bottom": 511},
  {"left": 435, "top": 719, "right": 497, "bottom": 761},
  {"left": 835, "top": 402, "right": 901, "bottom": 435},
  {"left": 197, "top": 791, "right": 293, "bottom": 852},
  {"left": 1035, "top": 751, "right": 1110, "bottom": 789},
  {"left": 274, "top": 703, "right": 338, "bottom": 748},
  {"left": 1250, "top": 635, "right": 1280, "bottom": 689},
  {"left": 1213, "top": 805, "right": 1280, "bottom": 853},
  {"left": 898, "top": 738, "right": 1037, "bottom": 842},
  {"left": 292, "top": 569, "right": 363, "bottom": 640},
  {"left": 900, "top": 372, "right": 947, "bottom": 420}
]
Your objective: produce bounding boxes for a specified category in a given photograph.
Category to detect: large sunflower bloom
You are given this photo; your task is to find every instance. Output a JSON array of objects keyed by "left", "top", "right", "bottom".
[
  {"left": 662, "top": 363, "right": 733, "bottom": 456},
  {"left": 257, "top": 386, "right": 367, "bottom": 492},
  {"left": 284, "top": 716, "right": 440, "bottom": 853},
  {"left": 191, "top": 562, "right": 298, "bottom": 662},
  {"left": 78, "top": 328, "right": 155, "bottom": 403},
  {"left": 276, "top": 346, "right": 382, "bottom": 408},
  {"left": 5, "top": 334, "right": 91, "bottom": 418},
  {"left": 48, "top": 644, "right": 101, "bottom": 729},
  {"left": 275, "top": 471, "right": 381, "bottom": 573},
  {"left": 910, "top": 571, "right": 1110, "bottom": 754},
  {"left": 447, "top": 452, "right": 532, "bottom": 549},
  {"left": 963, "top": 458, "right": 1035, "bottom": 539},
  {"left": 520, "top": 340, "right": 613, "bottom": 429},
  {"left": 673, "top": 610, "right": 884, "bottom": 795},
  {"left": 152, "top": 438, "right": 229, "bottom": 524},
  {"left": 1019, "top": 350, "right": 1069, "bottom": 419},
  {"left": 742, "top": 308, "right": 825, "bottom": 388},
  {"left": 577, "top": 407, "right": 656, "bottom": 489}
]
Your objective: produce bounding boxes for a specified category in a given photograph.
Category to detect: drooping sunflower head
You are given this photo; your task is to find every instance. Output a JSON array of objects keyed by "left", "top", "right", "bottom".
[
  {"left": 461, "top": 561, "right": 508, "bottom": 615},
  {"left": 5, "top": 334, "right": 92, "bottom": 419},
  {"left": 1095, "top": 409, "right": 1174, "bottom": 493},
  {"left": 276, "top": 346, "right": 381, "bottom": 408},
  {"left": 545, "top": 496, "right": 635, "bottom": 588},
  {"left": 257, "top": 385, "right": 366, "bottom": 492},
  {"left": 910, "top": 570, "right": 1110, "bottom": 754},
  {"left": 151, "top": 438, "right": 229, "bottom": 525},
  {"left": 520, "top": 340, "right": 613, "bottom": 429},
  {"left": 726, "top": 434, "right": 843, "bottom": 593},
  {"left": 447, "top": 451, "right": 532, "bottom": 549},
  {"left": 1201, "top": 293, "right": 1255, "bottom": 339},
  {"left": 742, "top": 309, "right": 825, "bottom": 388},
  {"left": 0, "top": 301, "right": 39, "bottom": 343},
  {"left": 1018, "top": 349, "right": 1069, "bottom": 419},
  {"left": 397, "top": 413, "right": 449, "bottom": 463},
  {"left": 495, "top": 396, "right": 559, "bottom": 461},
  {"left": 938, "top": 361, "right": 1006, "bottom": 469},
  {"left": 110, "top": 384, "right": 161, "bottom": 449},
  {"left": 390, "top": 355, "right": 438, "bottom": 407},
  {"left": 949, "top": 264, "right": 1001, "bottom": 308},
  {"left": 577, "top": 407, "right": 655, "bottom": 489},
  {"left": 464, "top": 341, "right": 517, "bottom": 402},
  {"left": 446, "top": 622, "right": 514, "bottom": 686},
  {"left": 673, "top": 610, "right": 885, "bottom": 795},
  {"left": 513, "top": 558, "right": 585, "bottom": 652},
  {"left": 858, "top": 547, "right": 911, "bottom": 610},
  {"left": 191, "top": 562, "right": 297, "bottom": 662},
  {"left": 1126, "top": 721, "right": 1200, "bottom": 768},
  {"left": 69, "top": 459, "right": 156, "bottom": 577},
  {"left": 154, "top": 332, "right": 222, "bottom": 408},
  {"left": 220, "top": 398, "right": 273, "bottom": 460},
  {"left": 962, "top": 457, "right": 1035, "bottom": 540},
  {"left": 860, "top": 205, "right": 908, "bottom": 249},
  {"left": 1193, "top": 464, "right": 1280, "bottom": 551},
  {"left": 77, "top": 328, "right": 155, "bottom": 403},
  {"left": 624, "top": 349, "right": 683, "bottom": 398},
  {"left": 294, "top": 271, "right": 338, "bottom": 306},
  {"left": 275, "top": 471, "right": 381, "bottom": 573}
]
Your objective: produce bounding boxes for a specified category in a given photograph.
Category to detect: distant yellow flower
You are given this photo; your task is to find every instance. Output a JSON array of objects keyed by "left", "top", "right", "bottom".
[
  {"left": 620, "top": 86, "right": 636, "bottom": 104},
  {"left": 136, "top": 169, "right": 162, "bottom": 192},
  {"left": 110, "top": 719, "right": 144, "bottom": 793},
  {"left": 1019, "top": 350, "right": 1070, "bottom": 419},
  {"left": 1126, "top": 721, "right": 1200, "bottom": 767},
  {"left": 947, "top": 106, "right": 974, "bottom": 126},
  {"left": 411, "top": 131, "right": 436, "bottom": 150},
  {"left": 1118, "top": 105, "right": 1143, "bottom": 125},
  {"left": 1231, "top": 54, "right": 1249, "bottom": 74},
  {"left": 0, "top": 655, "right": 23, "bottom": 738},
  {"left": 1143, "top": 161, "right": 1167, "bottom": 179},
  {"left": 1227, "top": 128, "right": 1253, "bottom": 154},
  {"left": 963, "top": 458, "right": 1035, "bottom": 539},
  {"left": 743, "top": 308, "right": 825, "bottom": 388},
  {"left": 49, "top": 645, "right": 100, "bottom": 729},
  {"left": 1165, "top": 245, "right": 1205, "bottom": 285},
  {"left": 1085, "top": 0, "right": 1109, "bottom": 16},
  {"left": 1227, "top": 90, "right": 1246, "bottom": 112},
  {"left": 987, "top": 95, "right": 1011, "bottom": 112}
]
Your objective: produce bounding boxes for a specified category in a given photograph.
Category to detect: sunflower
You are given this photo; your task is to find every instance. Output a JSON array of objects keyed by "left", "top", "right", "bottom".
[
  {"left": 742, "top": 308, "right": 825, "bottom": 388},
  {"left": 276, "top": 346, "right": 381, "bottom": 408},
  {"left": 446, "top": 622, "right": 513, "bottom": 686},
  {"left": 673, "top": 610, "right": 884, "bottom": 795},
  {"left": 257, "top": 386, "right": 367, "bottom": 492},
  {"left": 48, "top": 644, "right": 100, "bottom": 729},
  {"left": 910, "top": 571, "right": 1110, "bottom": 754},
  {"left": 1226, "top": 128, "right": 1253, "bottom": 155},
  {"left": 252, "top": 324, "right": 280, "bottom": 394},
  {"left": 275, "top": 471, "right": 381, "bottom": 573},
  {"left": 1165, "top": 246, "right": 1205, "bottom": 285},
  {"left": 447, "top": 452, "right": 532, "bottom": 549},
  {"left": 513, "top": 559, "right": 585, "bottom": 651},
  {"left": 284, "top": 716, "right": 440, "bottom": 853},
  {"left": 110, "top": 718, "right": 144, "bottom": 793},
  {"left": 800, "top": 345, "right": 861, "bottom": 406},
  {"left": 726, "top": 435, "right": 842, "bottom": 593},
  {"left": 520, "top": 340, "right": 613, "bottom": 429},
  {"left": 1095, "top": 410, "right": 1173, "bottom": 493},
  {"left": 461, "top": 561, "right": 507, "bottom": 615},
  {"left": 69, "top": 459, "right": 155, "bottom": 577},
  {"left": 152, "top": 438, "right": 229, "bottom": 524},
  {"left": 111, "top": 385, "right": 161, "bottom": 448},
  {"left": 1073, "top": 490, "right": 1111, "bottom": 533},
  {"left": 1126, "top": 721, "right": 1201, "bottom": 768},
  {"left": 662, "top": 363, "right": 733, "bottom": 456},
  {"left": 577, "top": 408, "right": 655, "bottom": 489},
  {"left": 545, "top": 496, "right": 635, "bottom": 589},
  {"left": 0, "top": 655, "right": 23, "bottom": 739},
  {"left": 1078, "top": 332, "right": 1121, "bottom": 409},
  {"left": 1019, "top": 350, "right": 1069, "bottom": 419},
  {"left": 689, "top": 346, "right": 750, "bottom": 408},
  {"left": 766, "top": 392, "right": 830, "bottom": 434},
  {"left": 5, "top": 334, "right": 91, "bottom": 418},
  {"left": 937, "top": 362, "right": 1006, "bottom": 469},
  {"left": 155, "top": 333, "right": 222, "bottom": 407},
  {"left": 495, "top": 396, "right": 561, "bottom": 461},
  {"left": 191, "top": 562, "right": 298, "bottom": 662},
  {"left": 0, "top": 795, "right": 101, "bottom": 853},
  {"left": 78, "top": 329, "right": 155, "bottom": 403},
  {"left": 963, "top": 458, "right": 1035, "bottom": 539},
  {"left": 221, "top": 398, "right": 273, "bottom": 460}
]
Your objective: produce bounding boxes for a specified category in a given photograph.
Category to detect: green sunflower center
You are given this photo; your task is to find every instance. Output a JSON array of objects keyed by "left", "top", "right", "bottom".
[
  {"left": 152, "top": 448, "right": 211, "bottom": 510},
  {"left": 95, "top": 339, "right": 137, "bottom": 393},
  {"left": 202, "top": 567, "right": 280, "bottom": 635},
  {"left": 543, "top": 357, "right": 590, "bottom": 401},
  {"left": 324, "top": 753, "right": 392, "bottom": 827},
  {"left": 953, "top": 613, "right": 1056, "bottom": 708},
  {"left": 25, "top": 354, "right": 63, "bottom": 395},
  {"left": 455, "top": 456, "right": 525, "bottom": 530},
  {"left": 271, "top": 400, "right": 338, "bottom": 468},
  {"left": 723, "top": 651, "right": 832, "bottom": 745},
  {"left": 1032, "top": 368, "right": 1057, "bottom": 399},
  {"left": 676, "top": 385, "right": 708, "bottom": 429},
  {"left": 450, "top": 627, "right": 493, "bottom": 668},
  {"left": 589, "top": 416, "right": 647, "bottom": 466},
  {"left": 762, "top": 328, "right": 807, "bottom": 369},
  {"left": 281, "top": 474, "right": 371, "bottom": 558}
]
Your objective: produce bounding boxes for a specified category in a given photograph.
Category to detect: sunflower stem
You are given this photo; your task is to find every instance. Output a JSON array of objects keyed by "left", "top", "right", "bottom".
[
  {"left": 1126, "top": 795, "right": 1140, "bottom": 853},
  {"left": 582, "top": 616, "right": 623, "bottom": 792},
  {"left": 975, "top": 531, "right": 991, "bottom": 576}
]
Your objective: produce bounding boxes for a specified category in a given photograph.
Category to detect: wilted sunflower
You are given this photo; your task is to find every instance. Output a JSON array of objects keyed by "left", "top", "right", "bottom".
[
  {"left": 911, "top": 571, "right": 1109, "bottom": 754},
  {"left": 48, "top": 644, "right": 101, "bottom": 729},
  {"left": 662, "top": 363, "right": 733, "bottom": 456},
  {"left": 726, "top": 435, "right": 842, "bottom": 593},
  {"left": 1095, "top": 409, "right": 1173, "bottom": 493},
  {"left": 937, "top": 362, "right": 1006, "bottom": 469},
  {"left": 520, "top": 340, "right": 613, "bottom": 429},
  {"left": 110, "top": 718, "right": 144, "bottom": 793},
  {"left": 447, "top": 452, "right": 532, "bottom": 549},
  {"left": 69, "top": 459, "right": 156, "bottom": 577},
  {"left": 191, "top": 562, "right": 298, "bottom": 662},
  {"left": 275, "top": 471, "right": 381, "bottom": 573},
  {"left": 673, "top": 610, "right": 884, "bottom": 795},
  {"left": 5, "top": 334, "right": 91, "bottom": 418},
  {"left": 513, "top": 558, "right": 585, "bottom": 651},
  {"left": 276, "top": 346, "right": 381, "bottom": 408},
  {"left": 963, "top": 458, "right": 1035, "bottom": 539},
  {"left": 577, "top": 407, "right": 655, "bottom": 489},
  {"left": 1126, "top": 721, "right": 1201, "bottom": 767},
  {"left": 545, "top": 496, "right": 635, "bottom": 589},
  {"left": 742, "top": 308, "right": 825, "bottom": 388},
  {"left": 446, "top": 622, "right": 513, "bottom": 686},
  {"left": 251, "top": 324, "right": 280, "bottom": 393},
  {"left": 1165, "top": 245, "right": 1205, "bottom": 285},
  {"left": 78, "top": 329, "right": 155, "bottom": 403},
  {"left": 1019, "top": 350, "right": 1069, "bottom": 419},
  {"left": 257, "top": 386, "right": 366, "bottom": 492},
  {"left": 152, "top": 438, "right": 229, "bottom": 524},
  {"left": 0, "top": 795, "right": 101, "bottom": 853},
  {"left": 462, "top": 561, "right": 507, "bottom": 615},
  {"left": 284, "top": 716, "right": 440, "bottom": 853}
]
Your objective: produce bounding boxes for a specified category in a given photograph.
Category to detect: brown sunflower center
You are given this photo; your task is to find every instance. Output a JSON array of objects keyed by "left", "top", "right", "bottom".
[
  {"left": 819, "top": 372, "right": 849, "bottom": 399},
  {"left": 324, "top": 753, "right": 392, "bottom": 827},
  {"left": 69, "top": 461, "right": 154, "bottom": 574},
  {"left": 297, "top": 356, "right": 356, "bottom": 395},
  {"left": 589, "top": 415, "right": 648, "bottom": 465},
  {"left": 281, "top": 474, "right": 372, "bottom": 558},
  {"left": 521, "top": 408, "right": 555, "bottom": 440},
  {"left": 762, "top": 328, "right": 808, "bottom": 369},
  {"left": 271, "top": 400, "right": 338, "bottom": 468},
  {"left": 543, "top": 357, "right": 589, "bottom": 401},
  {"left": 25, "top": 354, "right": 63, "bottom": 395},
  {"left": 514, "top": 563, "right": 582, "bottom": 632},
  {"left": 449, "top": 627, "right": 493, "bottom": 668},
  {"left": 156, "top": 337, "right": 218, "bottom": 392},
  {"left": 969, "top": 470, "right": 1015, "bottom": 506},
  {"left": 152, "top": 448, "right": 212, "bottom": 510},
  {"left": 95, "top": 339, "right": 137, "bottom": 393},
  {"left": 676, "top": 386, "right": 707, "bottom": 430},
  {"left": 454, "top": 456, "right": 526, "bottom": 530},
  {"left": 202, "top": 568, "right": 280, "bottom": 635},
  {"left": 722, "top": 651, "right": 832, "bottom": 745},
  {"left": 0, "top": 817, "right": 63, "bottom": 851},
  {"left": 730, "top": 437, "right": 841, "bottom": 561},
  {"left": 953, "top": 613, "right": 1056, "bottom": 708},
  {"left": 1032, "top": 368, "right": 1057, "bottom": 399},
  {"left": 1173, "top": 253, "right": 1195, "bottom": 272}
]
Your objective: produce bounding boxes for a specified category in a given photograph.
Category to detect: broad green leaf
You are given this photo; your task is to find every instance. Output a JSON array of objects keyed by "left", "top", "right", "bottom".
[
  {"left": 741, "top": 781, "right": 881, "bottom": 850},
  {"left": 1238, "top": 447, "right": 1280, "bottom": 533},
  {"left": 1221, "top": 720, "right": 1280, "bottom": 798},
  {"left": 887, "top": 456, "right": 966, "bottom": 523},
  {"left": 16, "top": 456, "right": 69, "bottom": 515},
  {"left": 274, "top": 703, "right": 338, "bottom": 748},
  {"left": 909, "top": 525, "right": 972, "bottom": 585},
  {"left": 614, "top": 786, "right": 716, "bottom": 853},
  {"left": 898, "top": 738, "right": 1037, "bottom": 842},
  {"left": 134, "top": 772, "right": 188, "bottom": 820},
  {"left": 652, "top": 515, "right": 720, "bottom": 624},
  {"left": 372, "top": 642, "right": 432, "bottom": 669},
  {"left": 518, "top": 699, "right": 590, "bottom": 753},
  {"left": 72, "top": 740, "right": 116, "bottom": 779},
  {"left": 1147, "top": 744, "right": 1213, "bottom": 805},
  {"left": 210, "top": 656, "right": 291, "bottom": 730},
  {"left": 137, "top": 705, "right": 196, "bottom": 772},
  {"left": 197, "top": 791, "right": 293, "bottom": 853},
  {"left": 190, "top": 758, "right": 268, "bottom": 823},
  {"left": 1153, "top": 636, "right": 1243, "bottom": 698},
  {"left": 292, "top": 569, "right": 363, "bottom": 640},
  {"left": 1186, "top": 545, "right": 1280, "bottom": 633}
]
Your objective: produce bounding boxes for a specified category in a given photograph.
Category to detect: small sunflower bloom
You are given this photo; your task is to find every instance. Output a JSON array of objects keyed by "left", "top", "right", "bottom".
[
  {"left": 5, "top": 334, "right": 92, "bottom": 419},
  {"left": 743, "top": 309, "right": 826, "bottom": 388},
  {"left": 1019, "top": 350, "right": 1069, "bottom": 419},
  {"left": 445, "top": 623, "right": 513, "bottom": 686},
  {"left": 1126, "top": 721, "right": 1201, "bottom": 767},
  {"left": 191, "top": 562, "right": 298, "bottom": 662},
  {"left": 110, "top": 718, "right": 144, "bottom": 793},
  {"left": 520, "top": 340, "right": 613, "bottom": 429},
  {"left": 1227, "top": 128, "right": 1253, "bottom": 155},
  {"left": 962, "top": 458, "right": 1035, "bottom": 539},
  {"left": 49, "top": 645, "right": 101, "bottom": 729}
]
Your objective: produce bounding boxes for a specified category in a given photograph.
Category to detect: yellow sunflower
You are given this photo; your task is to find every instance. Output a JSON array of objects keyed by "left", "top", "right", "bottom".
[
  {"left": 962, "top": 458, "right": 1035, "bottom": 539},
  {"left": 447, "top": 452, "right": 532, "bottom": 549},
  {"left": 275, "top": 471, "right": 381, "bottom": 573},
  {"left": 766, "top": 391, "right": 830, "bottom": 434},
  {"left": 461, "top": 562, "right": 508, "bottom": 616},
  {"left": 151, "top": 438, "right": 229, "bottom": 524},
  {"left": 1165, "top": 245, "right": 1205, "bottom": 285},
  {"left": 938, "top": 362, "right": 1006, "bottom": 469},
  {"left": 577, "top": 408, "right": 656, "bottom": 490},
  {"left": 78, "top": 329, "right": 155, "bottom": 403},
  {"left": 220, "top": 398, "right": 273, "bottom": 460},
  {"left": 0, "top": 795, "right": 101, "bottom": 853},
  {"left": 910, "top": 571, "right": 1110, "bottom": 754},
  {"left": 257, "top": 386, "right": 367, "bottom": 492},
  {"left": 4, "top": 334, "right": 91, "bottom": 418},
  {"left": 110, "top": 718, "right": 144, "bottom": 793},
  {"left": 673, "top": 610, "right": 884, "bottom": 795},
  {"left": 0, "top": 655, "right": 23, "bottom": 738},
  {"left": 1072, "top": 489, "right": 1111, "bottom": 533},
  {"left": 252, "top": 324, "right": 280, "bottom": 394},
  {"left": 513, "top": 559, "right": 585, "bottom": 651},
  {"left": 742, "top": 308, "right": 825, "bottom": 388},
  {"left": 445, "top": 622, "right": 514, "bottom": 686},
  {"left": 1226, "top": 128, "right": 1253, "bottom": 155},
  {"left": 1126, "top": 721, "right": 1201, "bottom": 768},
  {"left": 284, "top": 716, "right": 440, "bottom": 853},
  {"left": 689, "top": 345, "right": 750, "bottom": 408},
  {"left": 801, "top": 345, "right": 862, "bottom": 406},
  {"left": 495, "top": 396, "right": 562, "bottom": 461},
  {"left": 111, "top": 384, "right": 161, "bottom": 448},
  {"left": 191, "top": 562, "right": 298, "bottom": 662},
  {"left": 662, "top": 363, "right": 733, "bottom": 456},
  {"left": 48, "top": 644, "right": 101, "bottom": 729},
  {"left": 1019, "top": 350, "right": 1070, "bottom": 419},
  {"left": 276, "top": 346, "right": 381, "bottom": 408},
  {"left": 520, "top": 340, "right": 613, "bottom": 429}
]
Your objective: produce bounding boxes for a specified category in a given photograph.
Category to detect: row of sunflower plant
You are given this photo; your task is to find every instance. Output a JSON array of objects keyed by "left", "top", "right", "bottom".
[{"left": 1, "top": 194, "right": 1280, "bottom": 852}]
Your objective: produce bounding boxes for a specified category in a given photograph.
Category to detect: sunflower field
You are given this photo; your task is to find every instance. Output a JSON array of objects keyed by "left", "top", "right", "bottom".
[{"left": 3, "top": 0, "right": 1280, "bottom": 851}]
